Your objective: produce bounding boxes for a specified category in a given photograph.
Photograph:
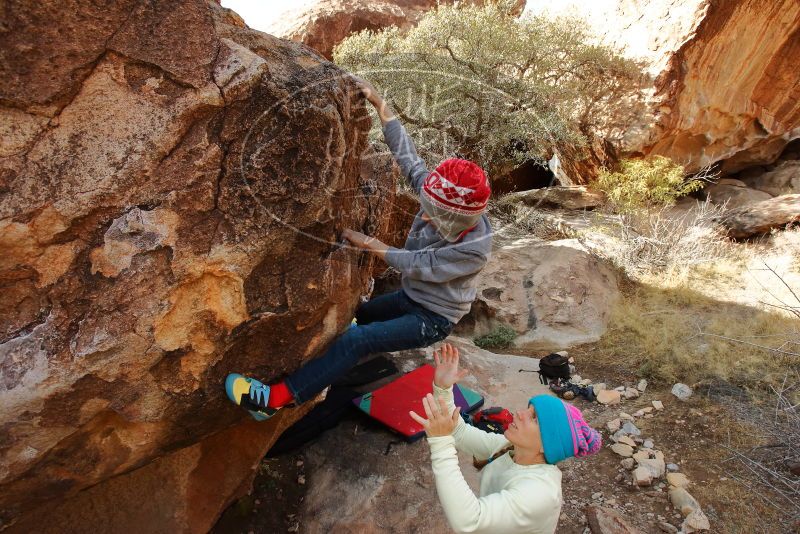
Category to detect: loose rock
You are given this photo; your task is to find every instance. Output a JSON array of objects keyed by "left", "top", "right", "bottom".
[
  {"left": 669, "top": 487, "right": 701, "bottom": 516},
  {"left": 598, "top": 390, "right": 622, "bottom": 405},
  {"left": 619, "top": 412, "right": 635, "bottom": 422},
  {"left": 682, "top": 509, "right": 711, "bottom": 532},
  {"left": 606, "top": 419, "right": 622, "bottom": 432},
  {"left": 624, "top": 388, "right": 640, "bottom": 400},
  {"left": 667, "top": 463, "right": 680, "bottom": 472},
  {"left": 621, "top": 422, "right": 641, "bottom": 436},
  {"left": 611, "top": 443, "right": 635, "bottom": 457},
  {"left": 621, "top": 458, "right": 636, "bottom": 470},
  {"left": 652, "top": 400, "right": 664, "bottom": 411},
  {"left": 638, "top": 458, "right": 666, "bottom": 478},
  {"left": 671, "top": 383, "right": 693, "bottom": 400},
  {"left": 617, "top": 436, "right": 636, "bottom": 447},
  {"left": 637, "top": 379, "right": 648, "bottom": 392},
  {"left": 666, "top": 473, "right": 690, "bottom": 488},
  {"left": 584, "top": 505, "right": 643, "bottom": 534},
  {"left": 658, "top": 522, "right": 679, "bottom": 533},
  {"left": 633, "top": 466, "right": 653, "bottom": 486},
  {"left": 643, "top": 439, "right": 654, "bottom": 449}
]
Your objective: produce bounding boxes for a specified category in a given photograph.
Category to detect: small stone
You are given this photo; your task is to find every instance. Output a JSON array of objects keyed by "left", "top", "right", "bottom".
[
  {"left": 637, "top": 379, "right": 648, "bottom": 392},
  {"left": 633, "top": 409, "right": 646, "bottom": 418},
  {"left": 621, "top": 458, "right": 635, "bottom": 470},
  {"left": 667, "top": 463, "right": 680, "bottom": 472},
  {"left": 671, "top": 383, "right": 693, "bottom": 400},
  {"left": 669, "top": 487, "right": 700, "bottom": 516},
  {"left": 617, "top": 436, "right": 636, "bottom": 447},
  {"left": 682, "top": 509, "right": 710, "bottom": 532},
  {"left": 297, "top": 474, "right": 306, "bottom": 485},
  {"left": 606, "top": 418, "right": 622, "bottom": 432},
  {"left": 642, "top": 407, "right": 654, "bottom": 414},
  {"left": 638, "top": 458, "right": 666, "bottom": 478},
  {"left": 645, "top": 414, "right": 654, "bottom": 419},
  {"left": 593, "top": 383, "right": 607, "bottom": 391},
  {"left": 624, "top": 387, "right": 640, "bottom": 399},
  {"left": 643, "top": 439, "right": 654, "bottom": 449},
  {"left": 621, "top": 422, "right": 640, "bottom": 436},
  {"left": 658, "top": 522, "right": 679, "bottom": 533},
  {"left": 652, "top": 400, "right": 664, "bottom": 410},
  {"left": 254, "top": 499, "right": 261, "bottom": 505},
  {"left": 598, "top": 389, "right": 622, "bottom": 405},
  {"left": 633, "top": 466, "right": 653, "bottom": 486},
  {"left": 572, "top": 374, "right": 583, "bottom": 383},
  {"left": 605, "top": 498, "right": 617, "bottom": 506},
  {"left": 611, "top": 443, "right": 635, "bottom": 457},
  {"left": 585, "top": 506, "right": 640, "bottom": 534},
  {"left": 633, "top": 450, "right": 651, "bottom": 462},
  {"left": 667, "top": 473, "right": 690, "bottom": 488},
  {"left": 579, "top": 378, "right": 592, "bottom": 386},
  {"left": 619, "top": 412, "right": 635, "bottom": 422},
  {"left": 557, "top": 350, "right": 569, "bottom": 357},
  {"left": 296, "top": 460, "right": 304, "bottom": 467},
  {"left": 591, "top": 491, "right": 603, "bottom": 500}
]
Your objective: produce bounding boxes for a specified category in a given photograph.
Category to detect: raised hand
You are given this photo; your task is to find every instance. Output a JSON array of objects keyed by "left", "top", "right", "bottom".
[
  {"left": 433, "top": 343, "right": 468, "bottom": 389},
  {"left": 409, "top": 393, "right": 460, "bottom": 438},
  {"left": 347, "top": 74, "right": 395, "bottom": 125}
]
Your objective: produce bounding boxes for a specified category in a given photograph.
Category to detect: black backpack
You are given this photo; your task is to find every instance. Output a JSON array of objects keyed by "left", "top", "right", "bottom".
[{"left": 537, "top": 353, "right": 571, "bottom": 385}]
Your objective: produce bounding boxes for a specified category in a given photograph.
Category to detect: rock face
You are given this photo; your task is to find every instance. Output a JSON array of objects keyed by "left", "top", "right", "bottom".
[
  {"left": 463, "top": 238, "right": 620, "bottom": 350},
  {"left": 741, "top": 160, "right": 800, "bottom": 196},
  {"left": 704, "top": 182, "right": 773, "bottom": 209},
  {"left": 266, "top": 0, "right": 526, "bottom": 60},
  {"left": 0, "top": 0, "right": 396, "bottom": 527},
  {"left": 504, "top": 186, "right": 606, "bottom": 211},
  {"left": 297, "top": 337, "right": 550, "bottom": 533},
  {"left": 715, "top": 194, "right": 800, "bottom": 238},
  {"left": 525, "top": 0, "right": 800, "bottom": 177}
]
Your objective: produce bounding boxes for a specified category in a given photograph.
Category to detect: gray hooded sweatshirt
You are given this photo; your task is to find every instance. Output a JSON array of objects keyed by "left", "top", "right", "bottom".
[{"left": 381, "top": 119, "right": 493, "bottom": 324}]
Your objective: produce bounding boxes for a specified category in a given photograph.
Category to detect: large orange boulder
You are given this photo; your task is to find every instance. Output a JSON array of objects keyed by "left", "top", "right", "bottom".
[
  {"left": 265, "top": 0, "right": 526, "bottom": 60},
  {"left": 525, "top": 0, "right": 800, "bottom": 177},
  {"left": 0, "top": 0, "right": 396, "bottom": 528}
]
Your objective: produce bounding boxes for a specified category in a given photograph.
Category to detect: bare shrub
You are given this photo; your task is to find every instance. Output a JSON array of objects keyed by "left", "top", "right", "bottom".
[
  {"left": 587, "top": 201, "right": 735, "bottom": 276},
  {"left": 720, "top": 371, "right": 800, "bottom": 524},
  {"left": 488, "top": 197, "right": 578, "bottom": 241}
]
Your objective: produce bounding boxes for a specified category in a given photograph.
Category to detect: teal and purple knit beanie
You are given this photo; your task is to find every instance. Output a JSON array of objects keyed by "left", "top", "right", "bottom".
[{"left": 529, "top": 395, "right": 602, "bottom": 464}]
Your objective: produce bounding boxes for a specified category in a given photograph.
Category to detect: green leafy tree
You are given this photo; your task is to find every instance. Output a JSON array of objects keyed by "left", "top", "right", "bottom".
[
  {"left": 334, "top": 2, "right": 645, "bottom": 177},
  {"left": 596, "top": 156, "right": 704, "bottom": 211}
]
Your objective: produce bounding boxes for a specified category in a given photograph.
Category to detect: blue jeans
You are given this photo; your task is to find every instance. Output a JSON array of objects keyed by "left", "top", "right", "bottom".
[{"left": 285, "top": 290, "right": 454, "bottom": 403}]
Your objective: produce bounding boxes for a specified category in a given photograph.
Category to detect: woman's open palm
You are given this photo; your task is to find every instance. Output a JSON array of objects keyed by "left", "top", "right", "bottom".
[{"left": 433, "top": 343, "right": 468, "bottom": 389}]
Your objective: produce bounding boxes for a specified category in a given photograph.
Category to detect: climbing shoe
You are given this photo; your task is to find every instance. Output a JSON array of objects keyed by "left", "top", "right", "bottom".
[
  {"left": 549, "top": 379, "right": 596, "bottom": 402},
  {"left": 225, "top": 373, "right": 280, "bottom": 421}
]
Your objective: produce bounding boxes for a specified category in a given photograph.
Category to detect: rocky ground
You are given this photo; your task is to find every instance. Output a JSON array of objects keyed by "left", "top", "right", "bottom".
[{"left": 212, "top": 338, "right": 791, "bottom": 534}]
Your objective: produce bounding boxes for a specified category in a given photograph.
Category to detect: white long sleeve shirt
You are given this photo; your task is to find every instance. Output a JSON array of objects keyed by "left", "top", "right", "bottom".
[{"left": 427, "top": 384, "right": 563, "bottom": 534}]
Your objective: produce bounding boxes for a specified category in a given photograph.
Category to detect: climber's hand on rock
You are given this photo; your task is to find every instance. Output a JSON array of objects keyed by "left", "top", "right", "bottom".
[
  {"left": 342, "top": 228, "right": 372, "bottom": 248},
  {"left": 433, "top": 343, "right": 468, "bottom": 390},
  {"left": 349, "top": 75, "right": 381, "bottom": 106},
  {"left": 348, "top": 75, "right": 395, "bottom": 125},
  {"left": 409, "top": 393, "right": 460, "bottom": 438}
]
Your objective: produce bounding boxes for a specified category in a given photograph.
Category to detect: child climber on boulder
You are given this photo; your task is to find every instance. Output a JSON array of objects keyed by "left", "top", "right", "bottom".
[{"left": 225, "top": 76, "right": 493, "bottom": 419}]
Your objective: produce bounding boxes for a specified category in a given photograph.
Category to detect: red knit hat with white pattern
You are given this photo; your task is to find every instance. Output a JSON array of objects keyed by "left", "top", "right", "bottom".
[{"left": 420, "top": 158, "right": 491, "bottom": 242}]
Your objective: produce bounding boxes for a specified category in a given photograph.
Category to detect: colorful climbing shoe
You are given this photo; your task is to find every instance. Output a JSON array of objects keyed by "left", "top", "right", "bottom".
[{"left": 225, "top": 373, "right": 279, "bottom": 421}]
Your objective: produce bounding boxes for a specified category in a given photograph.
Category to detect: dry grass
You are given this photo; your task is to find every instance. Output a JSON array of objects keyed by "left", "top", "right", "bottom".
[
  {"left": 593, "top": 272, "right": 800, "bottom": 391},
  {"left": 586, "top": 201, "right": 739, "bottom": 277}
]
